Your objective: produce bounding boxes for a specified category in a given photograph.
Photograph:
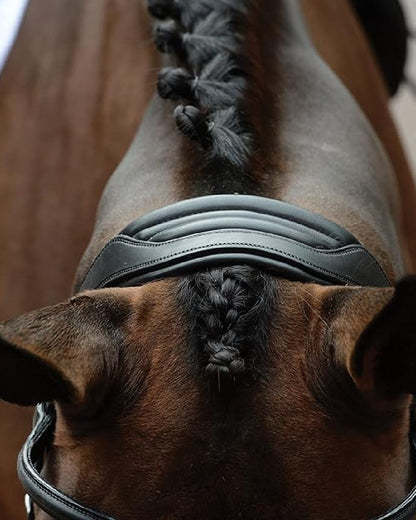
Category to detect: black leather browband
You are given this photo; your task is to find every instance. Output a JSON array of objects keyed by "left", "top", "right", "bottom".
[{"left": 79, "top": 195, "right": 391, "bottom": 291}]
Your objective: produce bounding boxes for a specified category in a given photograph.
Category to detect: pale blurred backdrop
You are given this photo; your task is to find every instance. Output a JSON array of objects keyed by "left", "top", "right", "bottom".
[{"left": 391, "top": 0, "right": 416, "bottom": 175}]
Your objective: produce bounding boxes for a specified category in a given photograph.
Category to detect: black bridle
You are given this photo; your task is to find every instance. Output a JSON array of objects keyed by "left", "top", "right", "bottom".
[
  {"left": 19, "top": 404, "right": 115, "bottom": 520},
  {"left": 18, "top": 196, "right": 416, "bottom": 520}
]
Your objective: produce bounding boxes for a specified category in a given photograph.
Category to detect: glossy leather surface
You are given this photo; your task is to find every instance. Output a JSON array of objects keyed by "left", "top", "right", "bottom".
[
  {"left": 18, "top": 404, "right": 115, "bottom": 520},
  {"left": 78, "top": 195, "right": 391, "bottom": 291}
]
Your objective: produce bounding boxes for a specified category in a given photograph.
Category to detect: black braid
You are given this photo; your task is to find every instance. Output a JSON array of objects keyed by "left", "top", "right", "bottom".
[
  {"left": 158, "top": 54, "right": 246, "bottom": 109},
  {"left": 178, "top": 266, "right": 275, "bottom": 380},
  {"left": 173, "top": 105, "right": 209, "bottom": 145},
  {"left": 149, "top": 0, "right": 248, "bottom": 27},
  {"left": 148, "top": 0, "right": 179, "bottom": 20},
  {"left": 157, "top": 68, "right": 193, "bottom": 100},
  {"left": 154, "top": 19, "right": 183, "bottom": 54},
  {"left": 154, "top": 14, "right": 241, "bottom": 67},
  {"left": 148, "top": 0, "right": 253, "bottom": 170},
  {"left": 148, "top": 1, "right": 275, "bottom": 381}
]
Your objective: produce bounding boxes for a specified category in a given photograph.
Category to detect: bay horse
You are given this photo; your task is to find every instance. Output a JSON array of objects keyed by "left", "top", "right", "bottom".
[{"left": 1, "top": 0, "right": 416, "bottom": 519}]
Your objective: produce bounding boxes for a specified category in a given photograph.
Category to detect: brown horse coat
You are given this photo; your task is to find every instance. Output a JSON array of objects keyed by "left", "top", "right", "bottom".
[{"left": 1, "top": 1, "right": 416, "bottom": 519}]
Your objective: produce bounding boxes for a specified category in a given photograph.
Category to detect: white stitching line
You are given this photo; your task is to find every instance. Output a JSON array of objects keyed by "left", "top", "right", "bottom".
[
  {"left": 80, "top": 229, "right": 389, "bottom": 289},
  {"left": 97, "top": 248, "right": 360, "bottom": 287},
  {"left": 97, "top": 229, "right": 372, "bottom": 255},
  {"left": 85, "top": 235, "right": 389, "bottom": 288}
]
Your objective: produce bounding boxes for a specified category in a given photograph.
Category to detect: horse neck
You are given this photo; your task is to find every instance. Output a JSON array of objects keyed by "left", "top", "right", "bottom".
[
  {"left": 249, "top": 0, "right": 404, "bottom": 278},
  {"left": 76, "top": 0, "right": 404, "bottom": 289},
  {"left": 70, "top": 0, "right": 413, "bottom": 516}
]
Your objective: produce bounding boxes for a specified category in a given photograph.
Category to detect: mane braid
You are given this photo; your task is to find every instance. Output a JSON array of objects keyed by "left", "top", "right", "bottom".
[
  {"left": 148, "top": 1, "right": 275, "bottom": 382},
  {"left": 178, "top": 266, "right": 275, "bottom": 381},
  {"left": 148, "top": 0, "right": 253, "bottom": 170}
]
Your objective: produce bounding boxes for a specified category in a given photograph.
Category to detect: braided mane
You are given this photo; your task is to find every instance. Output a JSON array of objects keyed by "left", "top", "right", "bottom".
[
  {"left": 149, "top": 0, "right": 253, "bottom": 169},
  {"left": 148, "top": 0, "right": 275, "bottom": 381}
]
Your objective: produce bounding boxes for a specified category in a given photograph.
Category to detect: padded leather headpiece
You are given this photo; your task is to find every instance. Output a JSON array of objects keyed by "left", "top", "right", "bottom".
[{"left": 78, "top": 195, "right": 390, "bottom": 291}]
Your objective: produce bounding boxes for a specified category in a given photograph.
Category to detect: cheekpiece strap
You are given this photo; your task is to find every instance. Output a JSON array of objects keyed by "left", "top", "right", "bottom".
[
  {"left": 78, "top": 195, "right": 391, "bottom": 291},
  {"left": 18, "top": 403, "right": 116, "bottom": 520}
]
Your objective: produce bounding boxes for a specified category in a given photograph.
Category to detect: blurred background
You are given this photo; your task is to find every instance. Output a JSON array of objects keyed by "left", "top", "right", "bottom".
[{"left": 391, "top": 0, "right": 416, "bottom": 174}]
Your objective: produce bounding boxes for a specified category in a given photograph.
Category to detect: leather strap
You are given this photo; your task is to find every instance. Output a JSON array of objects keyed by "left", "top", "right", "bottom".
[
  {"left": 78, "top": 195, "right": 391, "bottom": 291},
  {"left": 371, "top": 487, "right": 416, "bottom": 520},
  {"left": 18, "top": 404, "right": 116, "bottom": 520}
]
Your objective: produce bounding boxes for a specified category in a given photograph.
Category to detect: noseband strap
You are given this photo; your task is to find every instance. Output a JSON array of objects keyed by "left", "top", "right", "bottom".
[{"left": 21, "top": 196, "right": 416, "bottom": 520}]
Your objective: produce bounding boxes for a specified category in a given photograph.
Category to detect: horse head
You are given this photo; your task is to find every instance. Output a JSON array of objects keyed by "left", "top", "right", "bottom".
[{"left": 1, "top": 0, "right": 416, "bottom": 518}]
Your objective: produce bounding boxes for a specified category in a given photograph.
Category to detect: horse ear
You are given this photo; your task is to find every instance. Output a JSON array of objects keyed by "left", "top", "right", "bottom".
[
  {"left": 0, "top": 290, "right": 131, "bottom": 408},
  {"left": 348, "top": 276, "right": 416, "bottom": 398}
]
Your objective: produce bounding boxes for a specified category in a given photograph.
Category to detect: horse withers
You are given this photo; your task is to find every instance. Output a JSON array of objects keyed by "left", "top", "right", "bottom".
[{"left": 1, "top": 0, "right": 416, "bottom": 519}]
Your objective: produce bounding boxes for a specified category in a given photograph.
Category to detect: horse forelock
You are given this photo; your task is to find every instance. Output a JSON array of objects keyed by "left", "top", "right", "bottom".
[{"left": 177, "top": 266, "right": 276, "bottom": 383}]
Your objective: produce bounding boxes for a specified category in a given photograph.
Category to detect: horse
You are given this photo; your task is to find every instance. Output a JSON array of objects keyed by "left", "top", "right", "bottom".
[{"left": 1, "top": 0, "right": 416, "bottom": 518}]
